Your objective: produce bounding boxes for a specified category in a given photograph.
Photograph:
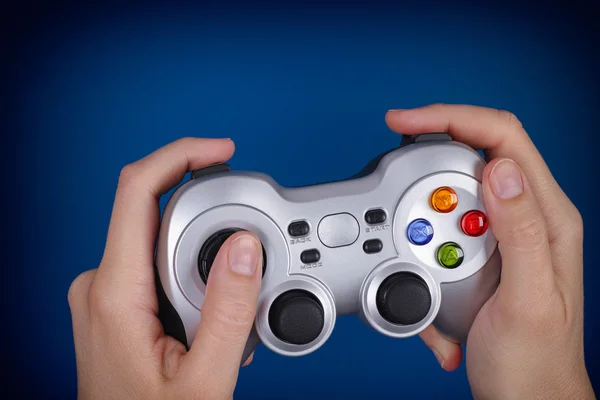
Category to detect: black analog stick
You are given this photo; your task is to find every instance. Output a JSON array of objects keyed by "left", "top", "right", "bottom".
[
  {"left": 198, "top": 228, "right": 267, "bottom": 284},
  {"left": 268, "top": 290, "right": 325, "bottom": 345},
  {"left": 376, "top": 272, "right": 431, "bottom": 325}
]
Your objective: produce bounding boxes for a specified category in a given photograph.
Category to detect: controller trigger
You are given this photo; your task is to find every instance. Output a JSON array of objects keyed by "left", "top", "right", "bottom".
[
  {"left": 400, "top": 133, "right": 452, "bottom": 147},
  {"left": 191, "top": 163, "right": 231, "bottom": 179}
]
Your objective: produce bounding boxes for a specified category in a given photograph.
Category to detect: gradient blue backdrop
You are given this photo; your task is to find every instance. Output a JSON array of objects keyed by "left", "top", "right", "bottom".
[{"left": 5, "top": 1, "right": 599, "bottom": 398}]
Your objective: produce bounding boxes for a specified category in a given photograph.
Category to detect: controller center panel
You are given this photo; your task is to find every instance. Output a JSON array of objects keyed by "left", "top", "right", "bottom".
[{"left": 285, "top": 207, "right": 388, "bottom": 272}]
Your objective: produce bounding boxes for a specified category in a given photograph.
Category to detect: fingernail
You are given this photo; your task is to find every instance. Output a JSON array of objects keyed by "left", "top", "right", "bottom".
[
  {"left": 432, "top": 348, "right": 445, "bottom": 368},
  {"left": 228, "top": 235, "right": 260, "bottom": 276},
  {"left": 388, "top": 109, "right": 406, "bottom": 112},
  {"left": 489, "top": 159, "right": 524, "bottom": 200},
  {"left": 242, "top": 353, "right": 254, "bottom": 367}
]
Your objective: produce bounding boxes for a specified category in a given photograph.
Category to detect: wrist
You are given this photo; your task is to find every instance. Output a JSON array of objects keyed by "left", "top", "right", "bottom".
[
  {"left": 521, "top": 362, "right": 594, "bottom": 400},
  {"left": 473, "top": 361, "right": 595, "bottom": 400},
  {"left": 559, "top": 367, "right": 595, "bottom": 400}
]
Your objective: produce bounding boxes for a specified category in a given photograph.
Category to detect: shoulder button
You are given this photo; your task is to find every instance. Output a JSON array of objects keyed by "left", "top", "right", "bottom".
[
  {"left": 191, "top": 163, "right": 231, "bottom": 179},
  {"left": 400, "top": 133, "right": 452, "bottom": 147},
  {"left": 414, "top": 133, "right": 452, "bottom": 143}
]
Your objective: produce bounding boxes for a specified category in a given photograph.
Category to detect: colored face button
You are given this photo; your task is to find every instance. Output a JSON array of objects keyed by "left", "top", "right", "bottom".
[
  {"left": 430, "top": 187, "right": 458, "bottom": 213},
  {"left": 437, "top": 242, "right": 464, "bottom": 268},
  {"left": 407, "top": 219, "right": 434, "bottom": 245},
  {"left": 461, "top": 210, "right": 488, "bottom": 237}
]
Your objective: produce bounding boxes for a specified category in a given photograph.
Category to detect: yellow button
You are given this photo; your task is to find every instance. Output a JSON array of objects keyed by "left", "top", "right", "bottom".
[{"left": 430, "top": 187, "right": 458, "bottom": 213}]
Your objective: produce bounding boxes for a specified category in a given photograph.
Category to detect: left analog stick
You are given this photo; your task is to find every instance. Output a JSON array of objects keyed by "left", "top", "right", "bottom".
[{"left": 198, "top": 228, "right": 267, "bottom": 284}]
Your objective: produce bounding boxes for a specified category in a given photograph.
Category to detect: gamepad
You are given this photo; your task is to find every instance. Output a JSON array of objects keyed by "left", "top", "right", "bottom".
[{"left": 155, "top": 133, "right": 501, "bottom": 363}]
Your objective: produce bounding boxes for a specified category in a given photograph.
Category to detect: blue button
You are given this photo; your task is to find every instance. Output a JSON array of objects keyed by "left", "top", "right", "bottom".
[{"left": 407, "top": 219, "right": 434, "bottom": 245}]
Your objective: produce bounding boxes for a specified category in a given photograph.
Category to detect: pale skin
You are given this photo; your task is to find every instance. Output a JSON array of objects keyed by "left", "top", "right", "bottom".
[{"left": 68, "top": 104, "right": 596, "bottom": 399}]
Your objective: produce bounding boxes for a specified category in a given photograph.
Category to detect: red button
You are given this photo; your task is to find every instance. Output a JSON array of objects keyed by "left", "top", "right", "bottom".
[{"left": 461, "top": 210, "right": 488, "bottom": 237}]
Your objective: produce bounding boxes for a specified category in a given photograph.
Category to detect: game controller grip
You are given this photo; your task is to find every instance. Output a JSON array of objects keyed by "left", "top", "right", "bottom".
[
  {"left": 433, "top": 248, "right": 502, "bottom": 343},
  {"left": 157, "top": 264, "right": 261, "bottom": 366},
  {"left": 155, "top": 266, "right": 189, "bottom": 347},
  {"left": 241, "top": 328, "right": 262, "bottom": 365},
  {"left": 157, "top": 264, "right": 263, "bottom": 367}
]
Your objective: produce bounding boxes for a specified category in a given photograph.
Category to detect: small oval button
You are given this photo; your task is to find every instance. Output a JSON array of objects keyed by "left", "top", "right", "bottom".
[
  {"left": 301, "top": 249, "right": 321, "bottom": 264},
  {"left": 363, "top": 239, "right": 383, "bottom": 254},
  {"left": 288, "top": 220, "right": 310, "bottom": 237},
  {"left": 317, "top": 213, "right": 359, "bottom": 248},
  {"left": 365, "top": 208, "right": 387, "bottom": 225}
]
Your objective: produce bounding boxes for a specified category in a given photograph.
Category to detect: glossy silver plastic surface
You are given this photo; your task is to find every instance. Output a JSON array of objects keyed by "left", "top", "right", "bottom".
[{"left": 155, "top": 138, "right": 500, "bottom": 360}]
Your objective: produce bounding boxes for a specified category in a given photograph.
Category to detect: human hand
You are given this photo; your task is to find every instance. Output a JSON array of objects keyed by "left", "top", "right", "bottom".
[
  {"left": 386, "top": 105, "right": 595, "bottom": 399},
  {"left": 68, "top": 138, "right": 264, "bottom": 400}
]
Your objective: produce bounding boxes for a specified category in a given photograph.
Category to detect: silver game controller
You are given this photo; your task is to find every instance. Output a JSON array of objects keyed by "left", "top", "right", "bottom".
[{"left": 155, "top": 133, "right": 501, "bottom": 363}]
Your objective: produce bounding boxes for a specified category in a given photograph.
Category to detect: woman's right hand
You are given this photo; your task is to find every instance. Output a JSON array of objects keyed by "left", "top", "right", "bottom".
[{"left": 386, "top": 104, "right": 595, "bottom": 399}]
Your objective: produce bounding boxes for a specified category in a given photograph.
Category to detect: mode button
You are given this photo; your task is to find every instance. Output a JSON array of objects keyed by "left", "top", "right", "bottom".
[{"left": 301, "top": 249, "right": 321, "bottom": 264}]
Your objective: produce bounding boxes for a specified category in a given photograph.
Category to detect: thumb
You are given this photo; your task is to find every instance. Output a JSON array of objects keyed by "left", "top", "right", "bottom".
[
  {"left": 180, "top": 231, "right": 263, "bottom": 393},
  {"left": 482, "top": 158, "right": 554, "bottom": 300}
]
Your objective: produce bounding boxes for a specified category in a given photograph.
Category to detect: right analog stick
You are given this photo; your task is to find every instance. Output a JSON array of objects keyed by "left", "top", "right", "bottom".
[
  {"left": 376, "top": 272, "right": 431, "bottom": 325},
  {"left": 268, "top": 290, "right": 324, "bottom": 345}
]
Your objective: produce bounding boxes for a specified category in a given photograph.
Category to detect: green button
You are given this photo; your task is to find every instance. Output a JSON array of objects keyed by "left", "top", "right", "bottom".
[{"left": 437, "top": 242, "right": 464, "bottom": 269}]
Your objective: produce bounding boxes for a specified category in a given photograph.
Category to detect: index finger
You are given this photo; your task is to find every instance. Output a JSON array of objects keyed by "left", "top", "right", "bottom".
[
  {"left": 97, "top": 137, "right": 235, "bottom": 296},
  {"left": 385, "top": 104, "right": 574, "bottom": 218}
]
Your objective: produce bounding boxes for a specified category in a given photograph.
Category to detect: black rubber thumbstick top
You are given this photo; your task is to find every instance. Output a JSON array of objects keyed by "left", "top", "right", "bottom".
[
  {"left": 268, "top": 290, "right": 325, "bottom": 345},
  {"left": 376, "top": 272, "right": 431, "bottom": 325},
  {"left": 198, "top": 228, "right": 267, "bottom": 284}
]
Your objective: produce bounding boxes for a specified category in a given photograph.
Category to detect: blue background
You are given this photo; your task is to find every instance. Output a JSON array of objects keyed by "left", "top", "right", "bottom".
[{"left": 4, "top": 1, "right": 599, "bottom": 398}]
